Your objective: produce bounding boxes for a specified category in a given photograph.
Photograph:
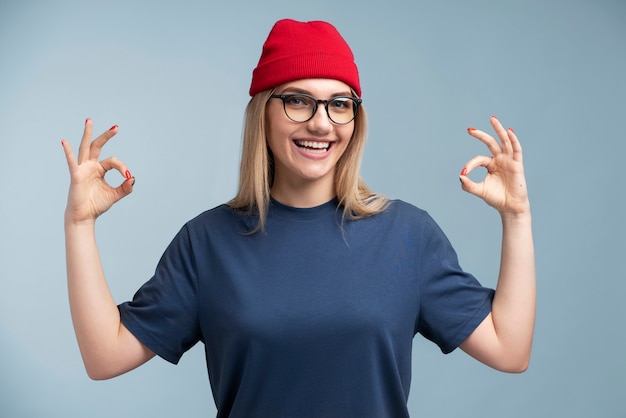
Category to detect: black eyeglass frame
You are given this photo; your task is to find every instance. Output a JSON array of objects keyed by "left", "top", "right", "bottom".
[{"left": 269, "top": 94, "right": 362, "bottom": 125}]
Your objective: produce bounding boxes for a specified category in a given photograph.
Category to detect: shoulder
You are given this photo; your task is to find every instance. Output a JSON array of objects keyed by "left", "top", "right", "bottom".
[
  {"left": 347, "top": 199, "right": 440, "bottom": 240},
  {"left": 187, "top": 204, "right": 234, "bottom": 223},
  {"left": 385, "top": 199, "right": 426, "bottom": 214},
  {"left": 377, "top": 199, "right": 436, "bottom": 226},
  {"left": 369, "top": 200, "right": 450, "bottom": 246},
  {"left": 178, "top": 203, "right": 257, "bottom": 239},
  {"left": 186, "top": 203, "right": 250, "bottom": 225}
]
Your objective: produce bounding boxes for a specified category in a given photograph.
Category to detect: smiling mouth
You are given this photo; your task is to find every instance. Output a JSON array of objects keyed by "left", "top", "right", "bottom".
[{"left": 294, "top": 140, "right": 331, "bottom": 154}]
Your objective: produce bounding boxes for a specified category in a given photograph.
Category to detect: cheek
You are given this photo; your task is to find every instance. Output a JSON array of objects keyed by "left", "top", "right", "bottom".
[
  {"left": 334, "top": 126, "right": 357, "bottom": 163},
  {"left": 264, "top": 115, "right": 280, "bottom": 152},
  {"left": 338, "top": 125, "right": 355, "bottom": 149},
  {"left": 265, "top": 109, "right": 291, "bottom": 146},
  {"left": 265, "top": 124, "right": 287, "bottom": 156}
]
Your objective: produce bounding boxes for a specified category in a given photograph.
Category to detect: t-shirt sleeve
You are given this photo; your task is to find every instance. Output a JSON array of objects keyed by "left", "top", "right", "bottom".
[
  {"left": 415, "top": 214, "right": 494, "bottom": 354},
  {"left": 118, "top": 224, "right": 201, "bottom": 364}
]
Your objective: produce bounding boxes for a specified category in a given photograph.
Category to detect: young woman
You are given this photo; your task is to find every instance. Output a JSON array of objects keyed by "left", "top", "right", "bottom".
[{"left": 62, "top": 19, "right": 535, "bottom": 417}]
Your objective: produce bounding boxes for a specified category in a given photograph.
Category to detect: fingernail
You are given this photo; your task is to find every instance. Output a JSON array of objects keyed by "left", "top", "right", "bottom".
[
  {"left": 85, "top": 118, "right": 91, "bottom": 125},
  {"left": 131, "top": 178, "right": 136, "bottom": 187},
  {"left": 459, "top": 177, "right": 464, "bottom": 184},
  {"left": 109, "top": 125, "right": 118, "bottom": 131},
  {"left": 461, "top": 167, "right": 468, "bottom": 176},
  {"left": 61, "top": 139, "right": 65, "bottom": 147},
  {"left": 467, "top": 127, "right": 476, "bottom": 133},
  {"left": 509, "top": 127, "right": 515, "bottom": 133},
  {"left": 491, "top": 115, "right": 498, "bottom": 120},
  {"left": 125, "top": 170, "right": 132, "bottom": 179}
]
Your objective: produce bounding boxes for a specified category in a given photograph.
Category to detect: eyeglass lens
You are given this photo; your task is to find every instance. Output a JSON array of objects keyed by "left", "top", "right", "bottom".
[{"left": 281, "top": 95, "right": 358, "bottom": 124}]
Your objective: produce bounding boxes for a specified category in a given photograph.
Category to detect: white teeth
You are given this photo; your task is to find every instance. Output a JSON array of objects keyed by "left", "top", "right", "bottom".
[
  {"left": 302, "top": 148, "right": 326, "bottom": 154},
  {"left": 295, "top": 140, "right": 330, "bottom": 151}
]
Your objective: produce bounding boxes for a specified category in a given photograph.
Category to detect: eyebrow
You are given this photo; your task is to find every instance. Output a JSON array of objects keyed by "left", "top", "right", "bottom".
[{"left": 278, "top": 86, "right": 353, "bottom": 97}]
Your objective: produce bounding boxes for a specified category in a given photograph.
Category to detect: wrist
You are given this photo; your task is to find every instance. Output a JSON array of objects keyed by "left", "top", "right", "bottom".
[
  {"left": 64, "top": 212, "right": 97, "bottom": 230},
  {"left": 499, "top": 209, "right": 532, "bottom": 226}
]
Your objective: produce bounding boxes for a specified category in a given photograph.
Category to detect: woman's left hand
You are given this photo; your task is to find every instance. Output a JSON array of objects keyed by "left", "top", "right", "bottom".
[{"left": 460, "top": 116, "right": 530, "bottom": 215}]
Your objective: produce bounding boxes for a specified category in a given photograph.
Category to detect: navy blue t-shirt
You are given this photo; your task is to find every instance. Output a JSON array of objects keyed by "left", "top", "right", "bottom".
[{"left": 119, "top": 199, "right": 494, "bottom": 417}]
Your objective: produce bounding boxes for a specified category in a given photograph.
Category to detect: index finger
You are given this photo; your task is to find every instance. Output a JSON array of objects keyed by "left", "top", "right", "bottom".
[
  {"left": 89, "top": 124, "right": 118, "bottom": 161},
  {"left": 467, "top": 126, "right": 502, "bottom": 157}
]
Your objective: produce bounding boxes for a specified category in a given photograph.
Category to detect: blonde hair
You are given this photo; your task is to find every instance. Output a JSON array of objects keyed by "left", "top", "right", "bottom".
[{"left": 228, "top": 89, "right": 388, "bottom": 232}]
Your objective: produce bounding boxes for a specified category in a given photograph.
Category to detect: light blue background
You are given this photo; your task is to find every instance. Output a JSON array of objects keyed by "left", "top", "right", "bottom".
[{"left": 1, "top": 0, "right": 624, "bottom": 417}]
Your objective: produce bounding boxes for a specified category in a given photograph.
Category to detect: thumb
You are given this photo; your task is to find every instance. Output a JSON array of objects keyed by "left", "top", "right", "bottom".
[
  {"left": 114, "top": 173, "right": 135, "bottom": 201},
  {"left": 459, "top": 173, "right": 482, "bottom": 198},
  {"left": 459, "top": 155, "right": 492, "bottom": 197}
]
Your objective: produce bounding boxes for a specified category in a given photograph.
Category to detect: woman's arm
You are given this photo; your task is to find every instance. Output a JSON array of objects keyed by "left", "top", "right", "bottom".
[
  {"left": 457, "top": 116, "right": 536, "bottom": 373},
  {"left": 62, "top": 119, "right": 155, "bottom": 380}
]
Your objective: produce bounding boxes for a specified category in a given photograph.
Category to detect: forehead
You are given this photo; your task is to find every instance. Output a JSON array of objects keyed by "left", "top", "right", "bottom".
[{"left": 276, "top": 78, "right": 352, "bottom": 96}]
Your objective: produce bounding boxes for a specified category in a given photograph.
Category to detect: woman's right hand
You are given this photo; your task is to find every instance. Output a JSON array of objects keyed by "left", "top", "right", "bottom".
[{"left": 62, "top": 119, "right": 135, "bottom": 225}]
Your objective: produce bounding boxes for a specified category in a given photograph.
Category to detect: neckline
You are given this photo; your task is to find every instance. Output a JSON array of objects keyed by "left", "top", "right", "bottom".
[{"left": 269, "top": 197, "right": 339, "bottom": 220}]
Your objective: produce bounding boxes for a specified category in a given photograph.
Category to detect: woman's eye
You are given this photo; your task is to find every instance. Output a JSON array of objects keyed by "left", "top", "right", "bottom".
[
  {"left": 330, "top": 99, "right": 350, "bottom": 110},
  {"left": 286, "top": 96, "right": 310, "bottom": 107}
]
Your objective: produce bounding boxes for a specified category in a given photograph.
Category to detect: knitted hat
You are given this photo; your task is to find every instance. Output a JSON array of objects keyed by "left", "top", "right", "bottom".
[{"left": 249, "top": 19, "right": 361, "bottom": 97}]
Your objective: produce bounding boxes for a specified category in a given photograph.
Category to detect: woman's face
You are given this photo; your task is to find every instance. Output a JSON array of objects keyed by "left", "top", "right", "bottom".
[{"left": 265, "top": 78, "right": 355, "bottom": 203}]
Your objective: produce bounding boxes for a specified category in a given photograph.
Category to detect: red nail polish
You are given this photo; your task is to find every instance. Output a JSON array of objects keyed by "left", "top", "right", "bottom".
[
  {"left": 491, "top": 115, "right": 498, "bottom": 120},
  {"left": 85, "top": 118, "right": 90, "bottom": 125},
  {"left": 467, "top": 127, "right": 476, "bottom": 132},
  {"left": 109, "top": 125, "right": 118, "bottom": 131},
  {"left": 125, "top": 170, "right": 132, "bottom": 179},
  {"left": 461, "top": 168, "right": 468, "bottom": 176},
  {"left": 61, "top": 139, "right": 65, "bottom": 146},
  {"left": 509, "top": 127, "right": 515, "bottom": 133}
]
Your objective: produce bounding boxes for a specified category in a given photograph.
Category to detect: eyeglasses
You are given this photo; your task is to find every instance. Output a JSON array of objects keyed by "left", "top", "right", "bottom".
[{"left": 270, "top": 94, "right": 362, "bottom": 125}]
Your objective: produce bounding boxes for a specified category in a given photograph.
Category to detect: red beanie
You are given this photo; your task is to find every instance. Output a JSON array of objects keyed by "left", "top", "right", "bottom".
[{"left": 249, "top": 19, "right": 361, "bottom": 97}]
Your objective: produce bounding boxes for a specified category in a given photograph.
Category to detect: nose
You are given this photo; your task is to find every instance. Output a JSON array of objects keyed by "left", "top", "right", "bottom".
[{"left": 307, "top": 102, "right": 332, "bottom": 133}]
